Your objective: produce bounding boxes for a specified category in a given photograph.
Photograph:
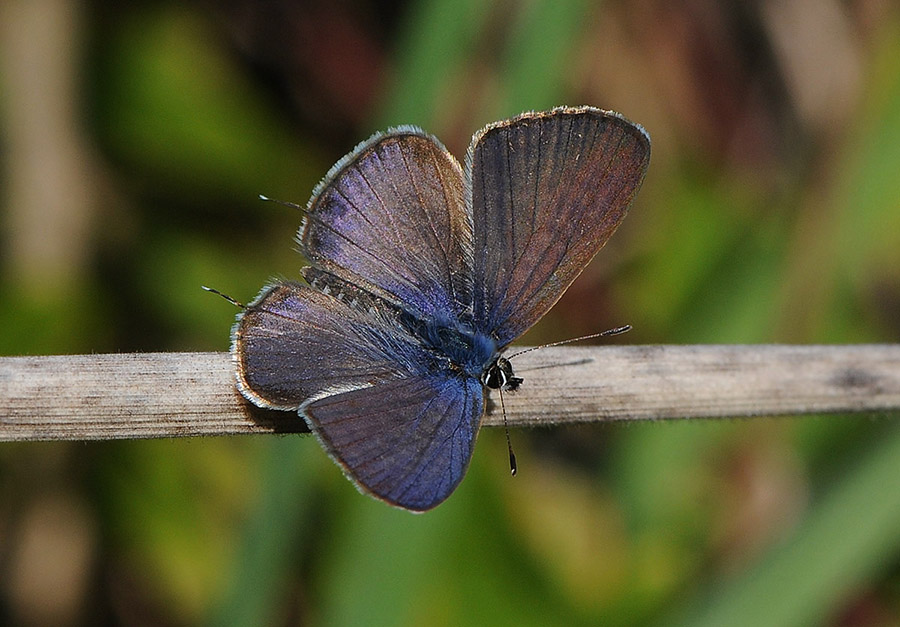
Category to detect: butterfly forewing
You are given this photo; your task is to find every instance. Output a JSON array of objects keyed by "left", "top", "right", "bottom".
[
  {"left": 300, "top": 130, "right": 473, "bottom": 322},
  {"left": 468, "top": 107, "right": 650, "bottom": 346},
  {"left": 303, "top": 375, "right": 484, "bottom": 512}
]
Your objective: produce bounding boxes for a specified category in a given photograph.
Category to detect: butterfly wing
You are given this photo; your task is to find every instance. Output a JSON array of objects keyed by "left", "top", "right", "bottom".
[
  {"left": 303, "top": 375, "right": 484, "bottom": 512},
  {"left": 300, "top": 129, "right": 473, "bottom": 323},
  {"left": 468, "top": 107, "right": 651, "bottom": 345},
  {"left": 233, "top": 282, "right": 430, "bottom": 410}
]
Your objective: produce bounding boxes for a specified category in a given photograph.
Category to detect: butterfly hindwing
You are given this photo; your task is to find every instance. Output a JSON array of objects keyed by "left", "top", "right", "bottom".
[
  {"left": 468, "top": 107, "right": 650, "bottom": 345},
  {"left": 303, "top": 375, "right": 484, "bottom": 512}
]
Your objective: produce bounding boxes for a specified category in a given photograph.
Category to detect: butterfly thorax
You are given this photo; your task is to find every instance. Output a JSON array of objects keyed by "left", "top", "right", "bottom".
[{"left": 414, "top": 315, "right": 499, "bottom": 381}]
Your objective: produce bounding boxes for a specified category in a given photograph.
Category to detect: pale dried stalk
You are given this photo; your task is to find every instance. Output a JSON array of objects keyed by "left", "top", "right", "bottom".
[{"left": 0, "top": 345, "right": 898, "bottom": 442}]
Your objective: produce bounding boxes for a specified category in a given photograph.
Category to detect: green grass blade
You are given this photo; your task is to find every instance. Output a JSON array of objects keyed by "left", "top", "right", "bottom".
[{"left": 668, "top": 424, "right": 900, "bottom": 627}]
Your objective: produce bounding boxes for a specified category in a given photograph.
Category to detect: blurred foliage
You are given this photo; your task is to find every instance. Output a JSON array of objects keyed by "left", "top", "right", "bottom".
[{"left": 1, "top": 1, "right": 899, "bottom": 626}]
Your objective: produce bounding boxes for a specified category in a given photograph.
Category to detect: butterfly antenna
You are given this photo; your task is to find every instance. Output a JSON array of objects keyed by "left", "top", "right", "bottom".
[
  {"left": 201, "top": 285, "right": 245, "bottom": 309},
  {"left": 258, "top": 194, "right": 303, "bottom": 211},
  {"left": 506, "top": 325, "right": 632, "bottom": 360},
  {"left": 497, "top": 386, "right": 517, "bottom": 476}
]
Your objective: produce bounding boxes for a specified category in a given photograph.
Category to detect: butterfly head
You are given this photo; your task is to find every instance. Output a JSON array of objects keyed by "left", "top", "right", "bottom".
[{"left": 482, "top": 356, "right": 523, "bottom": 392}]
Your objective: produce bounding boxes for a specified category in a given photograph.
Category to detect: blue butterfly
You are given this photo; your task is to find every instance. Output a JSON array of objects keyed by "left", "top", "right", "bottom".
[{"left": 233, "top": 106, "right": 650, "bottom": 511}]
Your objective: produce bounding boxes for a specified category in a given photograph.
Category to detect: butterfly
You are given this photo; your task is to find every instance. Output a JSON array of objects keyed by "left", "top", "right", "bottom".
[{"left": 232, "top": 106, "right": 650, "bottom": 511}]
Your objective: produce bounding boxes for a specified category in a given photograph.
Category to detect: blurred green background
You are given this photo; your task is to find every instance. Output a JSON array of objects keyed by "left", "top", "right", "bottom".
[{"left": 1, "top": 1, "right": 899, "bottom": 625}]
